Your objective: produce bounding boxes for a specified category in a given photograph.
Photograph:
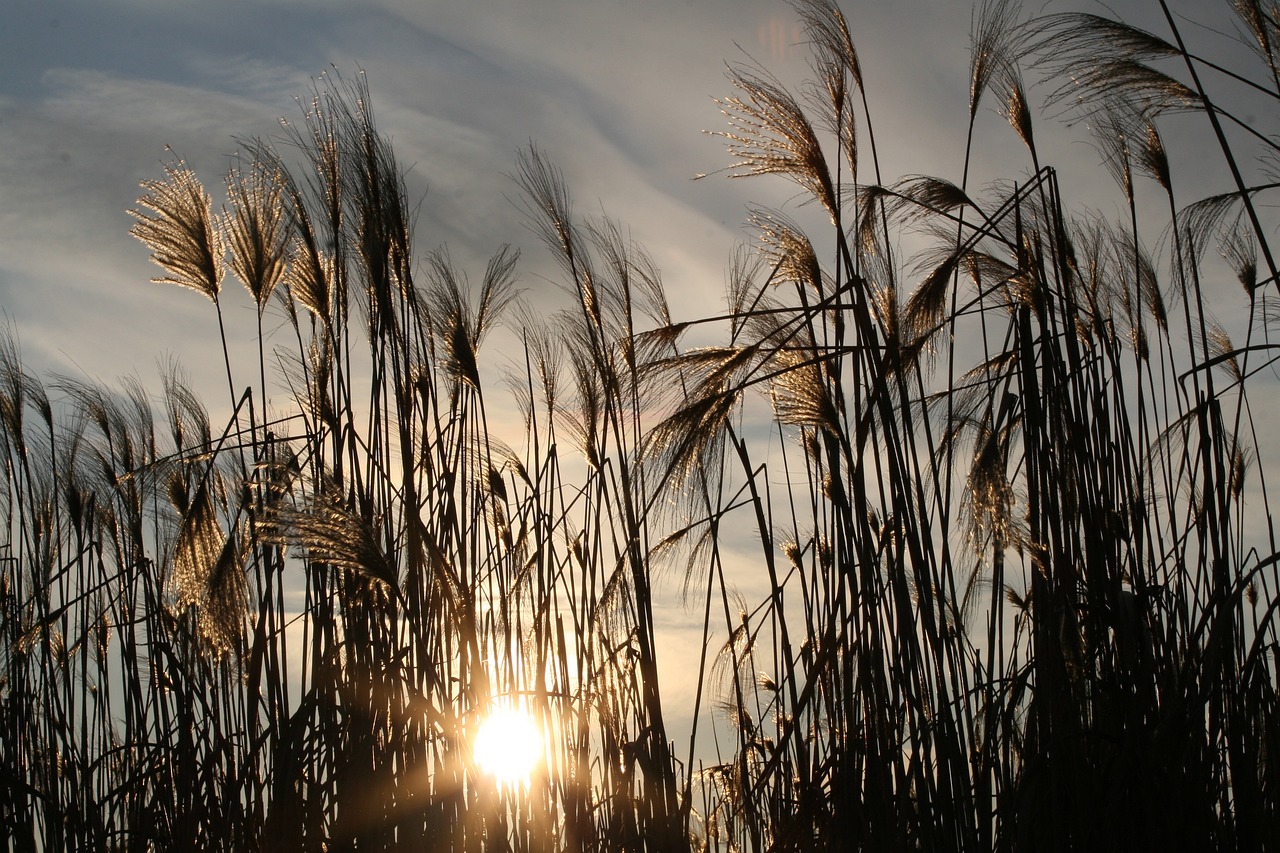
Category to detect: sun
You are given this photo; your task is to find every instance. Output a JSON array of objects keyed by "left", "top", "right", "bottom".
[{"left": 473, "top": 702, "right": 542, "bottom": 787}]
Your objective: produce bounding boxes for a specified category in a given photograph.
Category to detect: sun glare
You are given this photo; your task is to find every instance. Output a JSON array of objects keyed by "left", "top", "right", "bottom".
[{"left": 473, "top": 703, "right": 542, "bottom": 787}]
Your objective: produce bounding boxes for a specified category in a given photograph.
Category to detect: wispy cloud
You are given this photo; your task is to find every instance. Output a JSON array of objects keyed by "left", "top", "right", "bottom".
[{"left": 0, "top": 68, "right": 304, "bottom": 389}]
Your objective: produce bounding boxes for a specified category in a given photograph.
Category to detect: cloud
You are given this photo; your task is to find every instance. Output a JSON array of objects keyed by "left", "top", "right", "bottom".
[
  {"left": 0, "top": 0, "right": 1017, "bottom": 393},
  {"left": 0, "top": 68, "right": 303, "bottom": 394}
]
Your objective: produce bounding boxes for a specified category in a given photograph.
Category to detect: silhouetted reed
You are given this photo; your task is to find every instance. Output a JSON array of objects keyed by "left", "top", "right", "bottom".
[{"left": 2, "top": 1, "right": 1279, "bottom": 850}]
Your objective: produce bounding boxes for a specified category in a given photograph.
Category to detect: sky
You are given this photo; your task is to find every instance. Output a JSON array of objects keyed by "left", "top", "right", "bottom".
[
  {"left": 0, "top": 0, "right": 1251, "bottom": 382},
  {"left": 1, "top": 0, "right": 1270, "bottom": 744},
  {"left": 0, "top": 0, "right": 1044, "bottom": 390}
]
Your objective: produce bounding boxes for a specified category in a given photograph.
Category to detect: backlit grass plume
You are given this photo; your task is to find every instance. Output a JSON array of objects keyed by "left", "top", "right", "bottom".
[
  {"left": 128, "top": 159, "right": 224, "bottom": 302},
  {"left": 4, "top": 1, "right": 1280, "bottom": 851}
]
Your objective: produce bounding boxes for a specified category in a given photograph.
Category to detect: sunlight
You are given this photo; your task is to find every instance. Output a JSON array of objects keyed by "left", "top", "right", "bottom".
[{"left": 473, "top": 701, "right": 542, "bottom": 787}]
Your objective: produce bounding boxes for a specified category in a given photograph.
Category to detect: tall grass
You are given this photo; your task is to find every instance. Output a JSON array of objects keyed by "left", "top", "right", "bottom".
[{"left": 2, "top": 1, "right": 1279, "bottom": 850}]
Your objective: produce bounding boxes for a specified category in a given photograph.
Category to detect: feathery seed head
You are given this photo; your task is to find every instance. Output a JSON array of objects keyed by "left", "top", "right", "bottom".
[
  {"left": 225, "top": 156, "right": 290, "bottom": 310},
  {"left": 129, "top": 160, "right": 225, "bottom": 303},
  {"left": 714, "top": 63, "right": 838, "bottom": 218}
]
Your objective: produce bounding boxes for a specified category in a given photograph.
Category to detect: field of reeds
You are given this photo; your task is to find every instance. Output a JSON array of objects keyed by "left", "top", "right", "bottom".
[{"left": 3, "top": 0, "right": 1280, "bottom": 850}]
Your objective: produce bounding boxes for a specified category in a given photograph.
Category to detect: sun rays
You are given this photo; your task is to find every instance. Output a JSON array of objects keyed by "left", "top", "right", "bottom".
[{"left": 473, "top": 701, "right": 543, "bottom": 788}]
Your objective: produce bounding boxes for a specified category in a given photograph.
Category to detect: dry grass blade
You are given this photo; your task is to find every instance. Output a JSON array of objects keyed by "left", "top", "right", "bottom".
[
  {"left": 792, "top": 0, "right": 862, "bottom": 95},
  {"left": 267, "top": 487, "right": 398, "bottom": 591},
  {"left": 1040, "top": 57, "right": 1196, "bottom": 124},
  {"left": 1220, "top": 227, "right": 1259, "bottom": 293},
  {"left": 171, "top": 477, "right": 245, "bottom": 655},
  {"left": 129, "top": 160, "right": 224, "bottom": 302},
  {"left": 285, "top": 235, "right": 334, "bottom": 329},
  {"left": 905, "top": 247, "right": 961, "bottom": 345},
  {"left": 1179, "top": 187, "right": 1280, "bottom": 289},
  {"left": 750, "top": 209, "right": 825, "bottom": 297},
  {"left": 513, "top": 145, "right": 582, "bottom": 280},
  {"left": 1001, "top": 77, "right": 1036, "bottom": 153},
  {"left": 1024, "top": 12, "right": 1181, "bottom": 101},
  {"left": 1204, "top": 322, "right": 1244, "bottom": 383},
  {"left": 1136, "top": 119, "right": 1172, "bottom": 191},
  {"left": 225, "top": 156, "right": 290, "bottom": 311},
  {"left": 858, "top": 177, "right": 978, "bottom": 254},
  {"left": 1233, "top": 0, "right": 1280, "bottom": 84},
  {"left": 712, "top": 62, "right": 837, "bottom": 218},
  {"left": 424, "top": 246, "right": 520, "bottom": 389},
  {"left": 792, "top": 0, "right": 863, "bottom": 172},
  {"left": 970, "top": 0, "right": 1024, "bottom": 119}
]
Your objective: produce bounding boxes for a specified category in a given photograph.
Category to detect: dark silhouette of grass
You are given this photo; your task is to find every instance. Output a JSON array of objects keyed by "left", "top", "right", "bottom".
[{"left": 2, "top": 1, "right": 1279, "bottom": 850}]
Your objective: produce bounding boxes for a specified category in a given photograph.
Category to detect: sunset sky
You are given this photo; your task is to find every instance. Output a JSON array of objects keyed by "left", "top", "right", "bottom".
[
  {"left": 1, "top": 0, "right": 1248, "bottom": 382},
  {"left": 0, "top": 0, "right": 1263, "bottom": 740},
  {"left": 0, "top": 0, "right": 1074, "bottom": 386}
]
